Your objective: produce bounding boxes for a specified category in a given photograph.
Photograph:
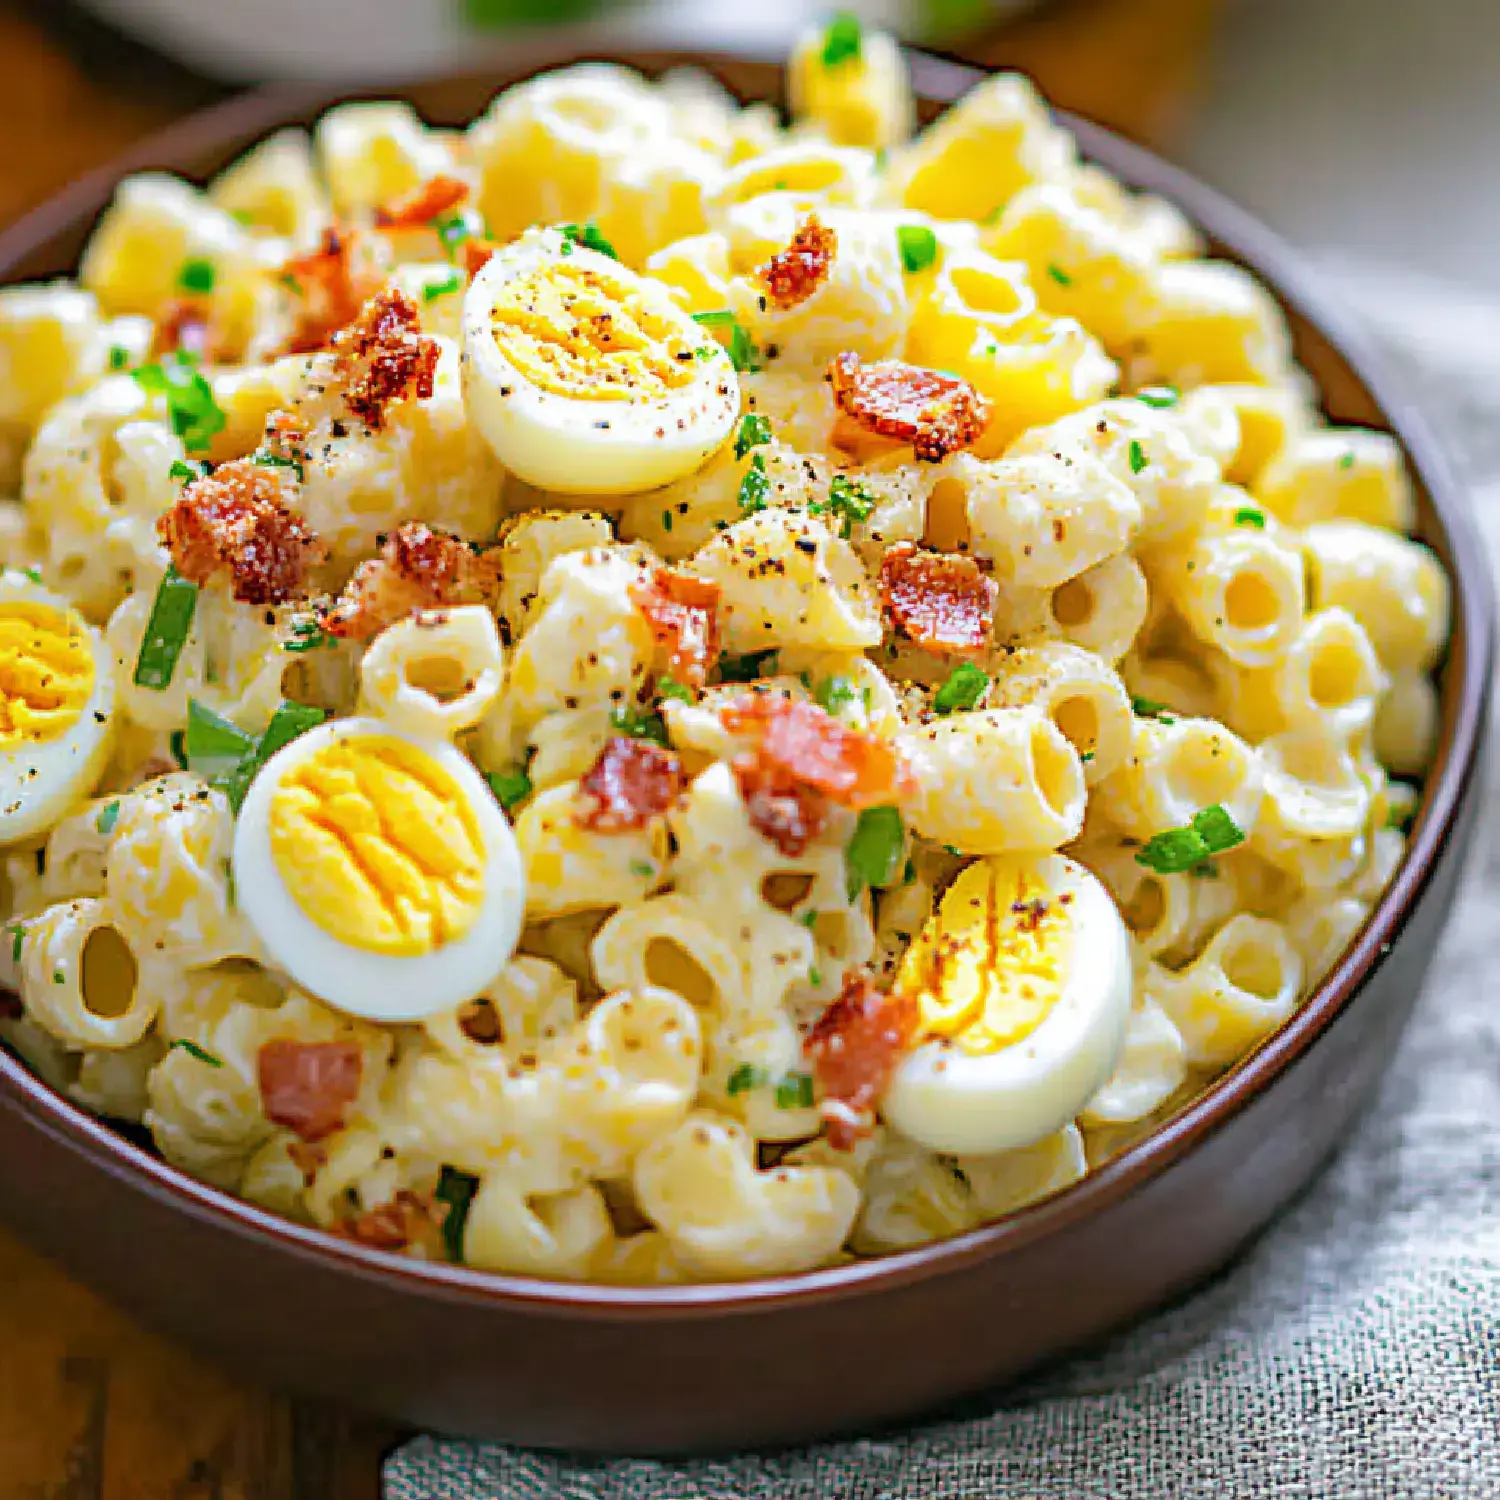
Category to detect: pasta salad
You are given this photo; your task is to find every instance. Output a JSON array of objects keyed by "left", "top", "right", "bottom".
[{"left": 0, "top": 17, "right": 1448, "bottom": 1282}]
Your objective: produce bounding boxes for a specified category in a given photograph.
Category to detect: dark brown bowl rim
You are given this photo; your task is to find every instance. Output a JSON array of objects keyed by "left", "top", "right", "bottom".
[{"left": 0, "top": 46, "right": 1491, "bottom": 1320}]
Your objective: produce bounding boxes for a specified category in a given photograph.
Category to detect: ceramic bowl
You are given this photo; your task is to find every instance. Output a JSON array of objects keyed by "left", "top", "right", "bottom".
[{"left": 0, "top": 43, "right": 1490, "bottom": 1456}]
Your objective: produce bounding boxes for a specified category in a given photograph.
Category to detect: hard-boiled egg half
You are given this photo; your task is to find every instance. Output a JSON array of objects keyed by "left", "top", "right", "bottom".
[
  {"left": 0, "top": 568, "right": 115, "bottom": 846},
  {"left": 232, "top": 716, "right": 526, "bottom": 1022},
  {"left": 462, "top": 225, "right": 739, "bottom": 493},
  {"left": 881, "top": 854, "right": 1132, "bottom": 1156}
]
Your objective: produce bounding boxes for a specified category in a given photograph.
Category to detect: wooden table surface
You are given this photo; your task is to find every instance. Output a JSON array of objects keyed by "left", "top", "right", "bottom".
[{"left": 0, "top": 1, "right": 1217, "bottom": 1493}]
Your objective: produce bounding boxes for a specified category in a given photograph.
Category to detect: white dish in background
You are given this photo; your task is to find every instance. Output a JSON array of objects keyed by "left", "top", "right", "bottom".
[{"left": 75, "top": 0, "right": 1037, "bottom": 82}]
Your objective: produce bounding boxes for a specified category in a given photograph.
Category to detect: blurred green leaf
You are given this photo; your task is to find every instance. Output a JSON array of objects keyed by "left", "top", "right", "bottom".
[{"left": 463, "top": 0, "right": 609, "bottom": 28}]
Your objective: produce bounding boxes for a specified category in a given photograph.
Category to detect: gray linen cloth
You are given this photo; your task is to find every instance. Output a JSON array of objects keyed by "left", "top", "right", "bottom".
[{"left": 385, "top": 270, "right": 1500, "bottom": 1500}]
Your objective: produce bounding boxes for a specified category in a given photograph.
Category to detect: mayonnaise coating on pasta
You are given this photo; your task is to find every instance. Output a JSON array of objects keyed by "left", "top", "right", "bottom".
[{"left": 0, "top": 16, "right": 1445, "bottom": 1284}]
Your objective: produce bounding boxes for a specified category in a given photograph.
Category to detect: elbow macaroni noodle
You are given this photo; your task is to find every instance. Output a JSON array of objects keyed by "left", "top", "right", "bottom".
[{"left": 0, "top": 27, "right": 1449, "bottom": 1283}]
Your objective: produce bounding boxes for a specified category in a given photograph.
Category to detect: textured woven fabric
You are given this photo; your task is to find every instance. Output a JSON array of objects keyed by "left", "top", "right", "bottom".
[{"left": 384, "top": 276, "right": 1500, "bottom": 1500}]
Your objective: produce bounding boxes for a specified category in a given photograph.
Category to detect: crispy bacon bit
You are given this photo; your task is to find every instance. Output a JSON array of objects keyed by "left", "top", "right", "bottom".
[
  {"left": 262, "top": 408, "right": 310, "bottom": 471},
  {"left": 731, "top": 753, "right": 828, "bottom": 857},
  {"left": 575, "top": 736, "right": 686, "bottom": 833},
  {"left": 880, "top": 541, "right": 998, "bottom": 656},
  {"left": 258, "top": 1039, "right": 363, "bottom": 1143},
  {"left": 320, "top": 521, "right": 499, "bottom": 640},
  {"left": 158, "top": 459, "right": 326, "bottom": 607},
  {"left": 333, "top": 288, "right": 439, "bottom": 431},
  {"left": 721, "top": 694, "right": 912, "bottom": 811},
  {"left": 756, "top": 213, "right": 837, "bottom": 312},
  {"left": 155, "top": 298, "right": 214, "bottom": 361},
  {"left": 806, "top": 972, "right": 919, "bottom": 1150},
  {"left": 374, "top": 174, "right": 470, "bottom": 230},
  {"left": 332, "top": 1191, "right": 435, "bottom": 1252},
  {"left": 629, "top": 567, "right": 722, "bottom": 688},
  {"left": 462, "top": 238, "right": 499, "bottom": 279},
  {"left": 279, "top": 227, "right": 376, "bottom": 354},
  {"left": 828, "top": 352, "right": 991, "bottom": 463}
]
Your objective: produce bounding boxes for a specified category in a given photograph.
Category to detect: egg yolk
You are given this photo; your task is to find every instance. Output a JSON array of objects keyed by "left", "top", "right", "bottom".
[
  {"left": 897, "top": 858, "right": 1071, "bottom": 1057},
  {"left": 0, "top": 601, "right": 95, "bottom": 749},
  {"left": 489, "top": 262, "right": 698, "bottom": 402},
  {"left": 268, "top": 735, "right": 485, "bottom": 957}
]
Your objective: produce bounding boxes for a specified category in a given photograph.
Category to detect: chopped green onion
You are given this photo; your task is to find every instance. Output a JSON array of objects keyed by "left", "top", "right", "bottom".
[
  {"left": 775, "top": 1071, "right": 816, "bottom": 1110},
  {"left": 656, "top": 676, "right": 695, "bottom": 704},
  {"left": 726, "top": 1063, "right": 766, "bottom": 1097},
  {"left": 692, "top": 309, "right": 759, "bottom": 371},
  {"left": 187, "top": 697, "right": 324, "bottom": 811},
  {"left": 630, "top": 860, "right": 656, "bottom": 878},
  {"left": 486, "top": 767, "right": 532, "bottom": 811},
  {"left": 10, "top": 924, "right": 23, "bottom": 963},
  {"left": 52, "top": 972, "right": 63, "bottom": 985},
  {"left": 168, "top": 459, "right": 207, "bottom": 484},
  {"left": 251, "top": 451, "right": 305, "bottom": 482},
  {"left": 846, "top": 805, "right": 905, "bottom": 900},
  {"left": 1135, "top": 386, "right": 1179, "bottom": 408},
  {"left": 184, "top": 699, "right": 256, "bottom": 781},
  {"left": 423, "top": 268, "right": 464, "bottom": 303},
  {"left": 132, "top": 354, "right": 227, "bottom": 453},
  {"left": 799, "top": 908, "right": 820, "bottom": 929},
  {"left": 1128, "top": 439, "right": 1148, "bottom": 475},
  {"left": 433, "top": 214, "right": 473, "bottom": 259},
  {"left": 610, "top": 704, "right": 670, "bottom": 746},
  {"left": 1233, "top": 505, "right": 1266, "bottom": 529},
  {"left": 738, "top": 452, "right": 771, "bottom": 515},
  {"left": 816, "top": 675, "right": 858, "bottom": 713},
  {"left": 1046, "top": 262, "right": 1073, "bottom": 287},
  {"left": 718, "top": 649, "right": 777, "bottom": 683},
  {"left": 1080, "top": 751, "right": 1095, "bottom": 764},
  {"left": 434, "top": 1165, "right": 479, "bottom": 1263},
  {"left": 735, "top": 413, "right": 772, "bottom": 461},
  {"left": 108, "top": 345, "right": 131, "bottom": 372},
  {"left": 933, "top": 662, "right": 989, "bottom": 715},
  {"left": 1134, "top": 804, "right": 1245, "bottom": 875},
  {"left": 821, "top": 11, "right": 862, "bottom": 67},
  {"left": 96, "top": 801, "right": 121, "bottom": 837},
  {"left": 282, "top": 618, "right": 330, "bottom": 654},
  {"left": 1339, "top": 451, "right": 1355, "bottom": 470},
  {"left": 808, "top": 966, "right": 823, "bottom": 989},
  {"left": 727, "top": 322, "right": 760, "bottom": 373},
  {"left": 258, "top": 700, "right": 326, "bottom": 763},
  {"left": 169, "top": 1038, "right": 223, "bottom": 1068},
  {"left": 1131, "top": 696, "right": 1175, "bottom": 723},
  {"left": 559, "top": 221, "right": 617, "bottom": 259},
  {"left": 896, "top": 224, "right": 938, "bottom": 275},
  {"left": 177, "top": 257, "right": 217, "bottom": 296},
  {"left": 812, "top": 474, "right": 876, "bottom": 538},
  {"left": 22, "top": 566, "right": 41, "bottom": 585},
  {"left": 1192, "top": 803, "right": 1245, "bottom": 855},
  {"left": 133, "top": 568, "right": 199, "bottom": 690}
]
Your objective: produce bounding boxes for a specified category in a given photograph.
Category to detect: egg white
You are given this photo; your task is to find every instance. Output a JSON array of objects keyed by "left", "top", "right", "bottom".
[
  {"left": 881, "top": 854, "right": 1133, "bottom": 1156},
  {"left": 0, "top": 570, "right": 115, "bottom": 847},
  {"left": 232, "top": 716, "right": 526, "bottom": 1022},
  {"left": 462, "top": 226, "right": 739, "bottom": 494}
]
